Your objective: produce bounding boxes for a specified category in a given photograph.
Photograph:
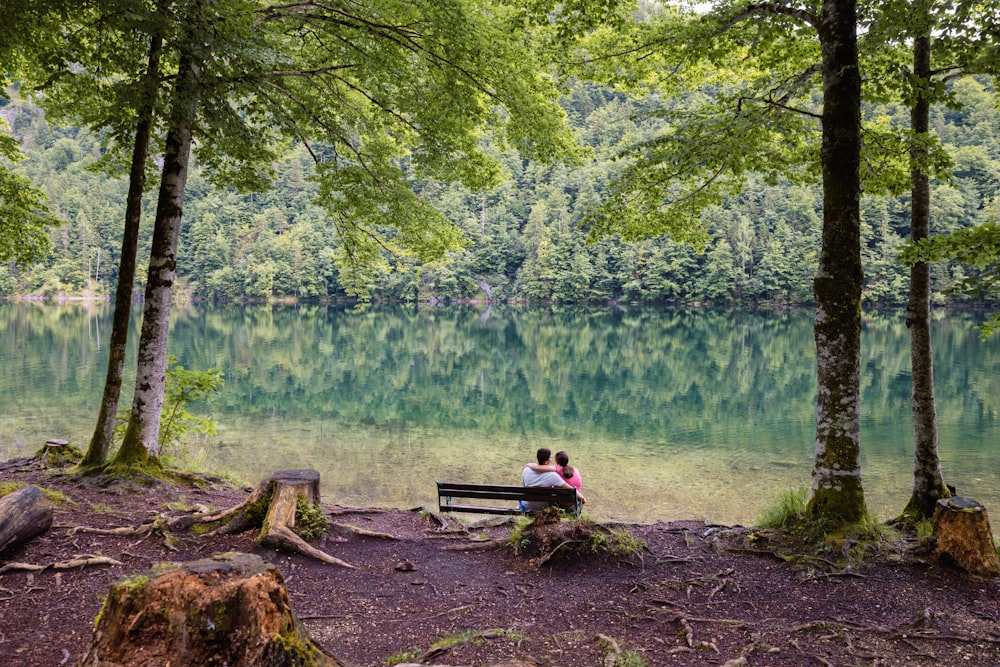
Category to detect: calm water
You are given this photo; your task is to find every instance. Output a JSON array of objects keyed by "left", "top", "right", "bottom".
[{"left": 1, "top": 301, "right": 998, "bottom": 525}]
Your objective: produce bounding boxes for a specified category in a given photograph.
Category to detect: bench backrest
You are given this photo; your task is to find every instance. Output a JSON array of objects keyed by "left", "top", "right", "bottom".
[{"left": 436, "top": 481, "right": 580, "bottom": 516}]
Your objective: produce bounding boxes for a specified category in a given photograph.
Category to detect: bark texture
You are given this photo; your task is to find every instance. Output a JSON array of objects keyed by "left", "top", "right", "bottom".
[
  {"left": 81, "top": 552, "right": 346, "bottom": 666},
  {"left": 0, "top": 485, "right": 53, "bottom": 553},
  {"left": 808, "top": 0, "right": 867, "bottom": 524},
  {"left": 116, "top": 50, "right": 200, "bottom": 465},
  {"left": 932, "top": 497, "right": 1000, "bottom": 577},
  {"left": 83, "top": 34, "right": 163, "bottom": 466},
  {"left": 902, "top": 31, "right": 948, "bottom": 521}
]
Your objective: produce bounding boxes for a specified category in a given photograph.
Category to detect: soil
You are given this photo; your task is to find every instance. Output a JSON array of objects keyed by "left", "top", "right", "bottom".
[{"left": 2, "top": 458, "right": 1000, "bottom": 667}]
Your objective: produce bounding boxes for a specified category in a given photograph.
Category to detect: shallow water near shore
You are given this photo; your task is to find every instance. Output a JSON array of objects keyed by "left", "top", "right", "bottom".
[{"left": 2, "top": 301, "right": 998, "bottom": 525}]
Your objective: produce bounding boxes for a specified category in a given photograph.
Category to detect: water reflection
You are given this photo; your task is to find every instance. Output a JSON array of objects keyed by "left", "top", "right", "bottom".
[{"left": 1, "top": 301, "right": 997, "bottom": 525}]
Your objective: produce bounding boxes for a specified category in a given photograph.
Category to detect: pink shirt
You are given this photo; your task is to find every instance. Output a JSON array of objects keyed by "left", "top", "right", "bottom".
[{"left": 557, "top": 465, "right": 582, "bottom": 490}]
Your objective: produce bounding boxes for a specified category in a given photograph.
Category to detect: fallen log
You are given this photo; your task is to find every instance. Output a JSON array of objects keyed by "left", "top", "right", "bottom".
[
  {"left": 80, "top": 551, "right": 345, "bottom": 667},
  {"left": 0, "top": 485, "right": 53, "bottom": 554},
  {"left": 932, "top": 497, "right": 1000, "bottom": 577},
  {"left": 178, "top": 469, "right": 354, "bottom": 568}
]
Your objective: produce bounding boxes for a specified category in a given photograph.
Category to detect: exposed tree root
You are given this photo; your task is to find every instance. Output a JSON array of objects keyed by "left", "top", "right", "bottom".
[
  {"left": 174, "top": 470, "right": 355, "bottom": 568},
  {"left": 0, "top": 554, "right": 122, "bottom": 574},
  {"left": 64, "top": 514, "right": 183, "bottom": 550},
  {"left": 441, "top": 537, "right": 510, "bottom": 551},
  {"left": 330, "top": 522, "right": 399, "bottom": 540}
]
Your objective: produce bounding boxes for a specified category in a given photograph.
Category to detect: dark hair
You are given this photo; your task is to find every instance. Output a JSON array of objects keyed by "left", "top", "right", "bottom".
[
  {"left": 555, "top": 450, "right": 574, "bottom": 479},
  {"left": 536, "top": 447, "right": 552, "bottom": 465}
]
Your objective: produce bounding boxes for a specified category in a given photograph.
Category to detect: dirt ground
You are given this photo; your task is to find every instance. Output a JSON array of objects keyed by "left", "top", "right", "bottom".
[{"left": 2, "top": 457, "right": 1000, "bottom": 667}]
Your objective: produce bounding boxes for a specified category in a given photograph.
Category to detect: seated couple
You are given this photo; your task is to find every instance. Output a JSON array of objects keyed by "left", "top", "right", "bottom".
[{"left": 520, "top": 447, "right": 585, "bottom": 511}]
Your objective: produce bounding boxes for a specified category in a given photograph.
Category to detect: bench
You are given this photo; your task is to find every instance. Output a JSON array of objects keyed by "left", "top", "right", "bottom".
[{"left": 436, "top": 481, "right": 581, "bottom": 517}]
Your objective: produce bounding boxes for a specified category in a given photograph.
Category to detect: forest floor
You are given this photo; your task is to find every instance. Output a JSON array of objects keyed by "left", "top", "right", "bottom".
[{"left": 1, "top": 457, "right": 1000, "bottom": 667}]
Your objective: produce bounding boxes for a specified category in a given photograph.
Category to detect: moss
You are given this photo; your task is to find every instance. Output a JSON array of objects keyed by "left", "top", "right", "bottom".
[
  {"left": 0, "top": 482, "right": 25, "bottom": 498},
  {"left": 294, "top": 494, "right": 329, "bottom": 539},
  {"left": 33, "top": 441, "right": 84, "bottom": 466},
  {"left": 190, "top": 520, "right": 221, "bottom": 535}
]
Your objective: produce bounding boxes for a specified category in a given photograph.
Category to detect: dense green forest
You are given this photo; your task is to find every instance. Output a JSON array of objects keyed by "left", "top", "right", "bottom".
[{"left": 2, "top": 76, "right": 999, "bottom": 307}]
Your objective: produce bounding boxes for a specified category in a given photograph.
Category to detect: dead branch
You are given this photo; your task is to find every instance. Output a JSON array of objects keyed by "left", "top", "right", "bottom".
[
  {"left": 0, "top": 554, "right": 121, "bottom": 574},
  {"left": 328, "top": 522, "right": 388, "bottom": 539},
  {"left": 441, "top": 537, "right": 510, "bottom": 551}
]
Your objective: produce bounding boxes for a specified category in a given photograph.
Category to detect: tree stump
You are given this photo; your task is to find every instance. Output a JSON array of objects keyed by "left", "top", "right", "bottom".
[
  {"left": 81, "top": 552, "right": 345, "bottom": 667},
  {"left": 32, "top": 438, "right": 83, "bottom": 466},
  {"left": 932, "top": 497, "right": 1000, "bottom": 577},
  {"left": 0, "top": 485, "right": 53, "bottom": 554},
  {"left": 180, "top": 470, "right": 353, "bottom": 568}
]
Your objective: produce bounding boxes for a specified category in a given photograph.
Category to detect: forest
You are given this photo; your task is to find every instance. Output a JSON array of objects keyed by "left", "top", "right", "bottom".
[{"left": 2, "top": 74, "right": 999, "bottom": 308}]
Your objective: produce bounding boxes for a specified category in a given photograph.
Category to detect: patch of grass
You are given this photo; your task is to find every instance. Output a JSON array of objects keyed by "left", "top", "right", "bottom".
[
  {"left": 915, "top": 518, "right": 934, "bottom": 545},
  {"left": 597, "top": 635, "right": 647, "bottom": 667},
  {"left": 386, "top": 629, "right": 517, "bottom": 666},
  {"left": 753, "top": 486, "right": 904, "bottom": 569},
  {"left": 507, "top": 515, "right": 534, "bottom": 554},
  {"left": 589, "top": 528, "right": 646, "bottom": 556},
  {"left": 385, "top": 648, "right": 421, "bottom": 665},
  {"left": 757, "top": 485, "right": 810, "bottom": 530}
]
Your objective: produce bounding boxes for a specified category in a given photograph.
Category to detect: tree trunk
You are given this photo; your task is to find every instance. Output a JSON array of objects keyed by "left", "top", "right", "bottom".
[
  {"left": 901, "top": 29, "right": 948, "bottom": 522},
  {"left": 0, "top": 485, "right": 53, "bottom": 553},
  {"left": 808, "top": 0, "right": 867, "bottom": 525},
  {"left": 932, "top": 497, "right": 1000, "bottom": 577},
  {"left": 83, "top": 34, "right": 162, "bottom": 467},
  {"left": 115, "top": 50, "right": 200, "bottom": 466},
  {"left": 81, "top": 552, "right": 346, "bottom": 666}
]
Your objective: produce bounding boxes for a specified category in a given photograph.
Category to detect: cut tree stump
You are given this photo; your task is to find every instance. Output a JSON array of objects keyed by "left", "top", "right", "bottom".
[
  {"left": 32, "top": 438, "right": 82, "bottom": 466},
  {"left": 0, "top": 485, "right": 53, "bottom": 554},
  {"left": 179, "top": 469, "right": 354, "bottom": 568},
  {"left": 80, "top": 551, "right": 345, "bottom": 667},
  {"left": 932, "top": 497, "right": 1000, "bottom": 577}
]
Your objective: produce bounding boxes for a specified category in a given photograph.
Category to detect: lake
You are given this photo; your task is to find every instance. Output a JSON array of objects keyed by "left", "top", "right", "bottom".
[{"left": 2, "top": 301, "right": 998, "bottom": 526}]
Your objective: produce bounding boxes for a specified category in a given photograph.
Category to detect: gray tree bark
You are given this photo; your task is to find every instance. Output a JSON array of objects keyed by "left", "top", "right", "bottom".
[
  {"left": 808, "top": 0, "right": 867, "bottom": 524},
  {"left": 83, "top": 34, "right": 162, "bottom": 466},
  {"left": 902, "top": 29, "right": 948, "bottom": 521},
  {"left": 114, "top": 50, "right": 201, "bottom": 465}
]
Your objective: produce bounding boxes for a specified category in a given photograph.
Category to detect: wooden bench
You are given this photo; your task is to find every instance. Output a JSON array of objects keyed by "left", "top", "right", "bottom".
[{"left": 436, "top": 482, "right": 581, "bottom": 517}]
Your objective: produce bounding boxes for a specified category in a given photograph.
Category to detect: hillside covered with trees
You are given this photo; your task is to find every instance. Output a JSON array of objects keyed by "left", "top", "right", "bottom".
[{"left": 3, "top": 75, "right": 998, "bottom": 308}]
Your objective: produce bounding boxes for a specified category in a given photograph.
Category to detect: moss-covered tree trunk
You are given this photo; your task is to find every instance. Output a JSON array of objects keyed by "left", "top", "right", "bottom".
[
  {"left": 114, "top": 49, "right": 201, "bottom": 467},
  {"left": 807, "top": 0, "right": 867, "bottom": 524},
  {"left": 902, "top": 29, "right": 948, "bottom": 521},
  {"left": 83, "top": 34, "right": 162, "bottom": 467}
]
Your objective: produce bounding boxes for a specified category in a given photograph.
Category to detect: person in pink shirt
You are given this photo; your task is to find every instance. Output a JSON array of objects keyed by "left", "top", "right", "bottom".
[
  {"left": 553, "top": 450, "right": 582, "bottom": 491},
  {"left": 524, "top": 449, "right": 583, "bottom": 505}
]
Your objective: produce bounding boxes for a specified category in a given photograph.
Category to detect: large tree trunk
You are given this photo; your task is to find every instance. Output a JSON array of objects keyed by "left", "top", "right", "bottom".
[
  {"left": 115, "top": 51, "right": 201, "bottom": 466},
  {"left": 901, "top": 29, "right": 948, "bottom": 521},
  {"left": 807, "top": 0, "right": 867, "bottom": 524},
  {"left": 83, "top": 34, "right": 162, "bottom": 467},
  {"left": 81, "top": 552, "right": 345, "bottom": 666}
]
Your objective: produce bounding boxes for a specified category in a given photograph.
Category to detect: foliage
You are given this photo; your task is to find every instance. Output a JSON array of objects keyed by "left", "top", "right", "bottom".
[
  {"left": 112, "top": 355, "right": 223, "bottom": 459},
  {"left": 293, "top": 494, "right": 329, "bottom": 540},
  {"left": 902, "top": 222, "right": 1000, "bottom": 335},
  {"left": 6, "top": 79, "right": 1000, "bottom": 308}
]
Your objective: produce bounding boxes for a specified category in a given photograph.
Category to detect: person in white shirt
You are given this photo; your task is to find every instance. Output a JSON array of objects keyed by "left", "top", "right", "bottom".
[{"left": 520, "top": 447, "right": 585, "bottom": 511}]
